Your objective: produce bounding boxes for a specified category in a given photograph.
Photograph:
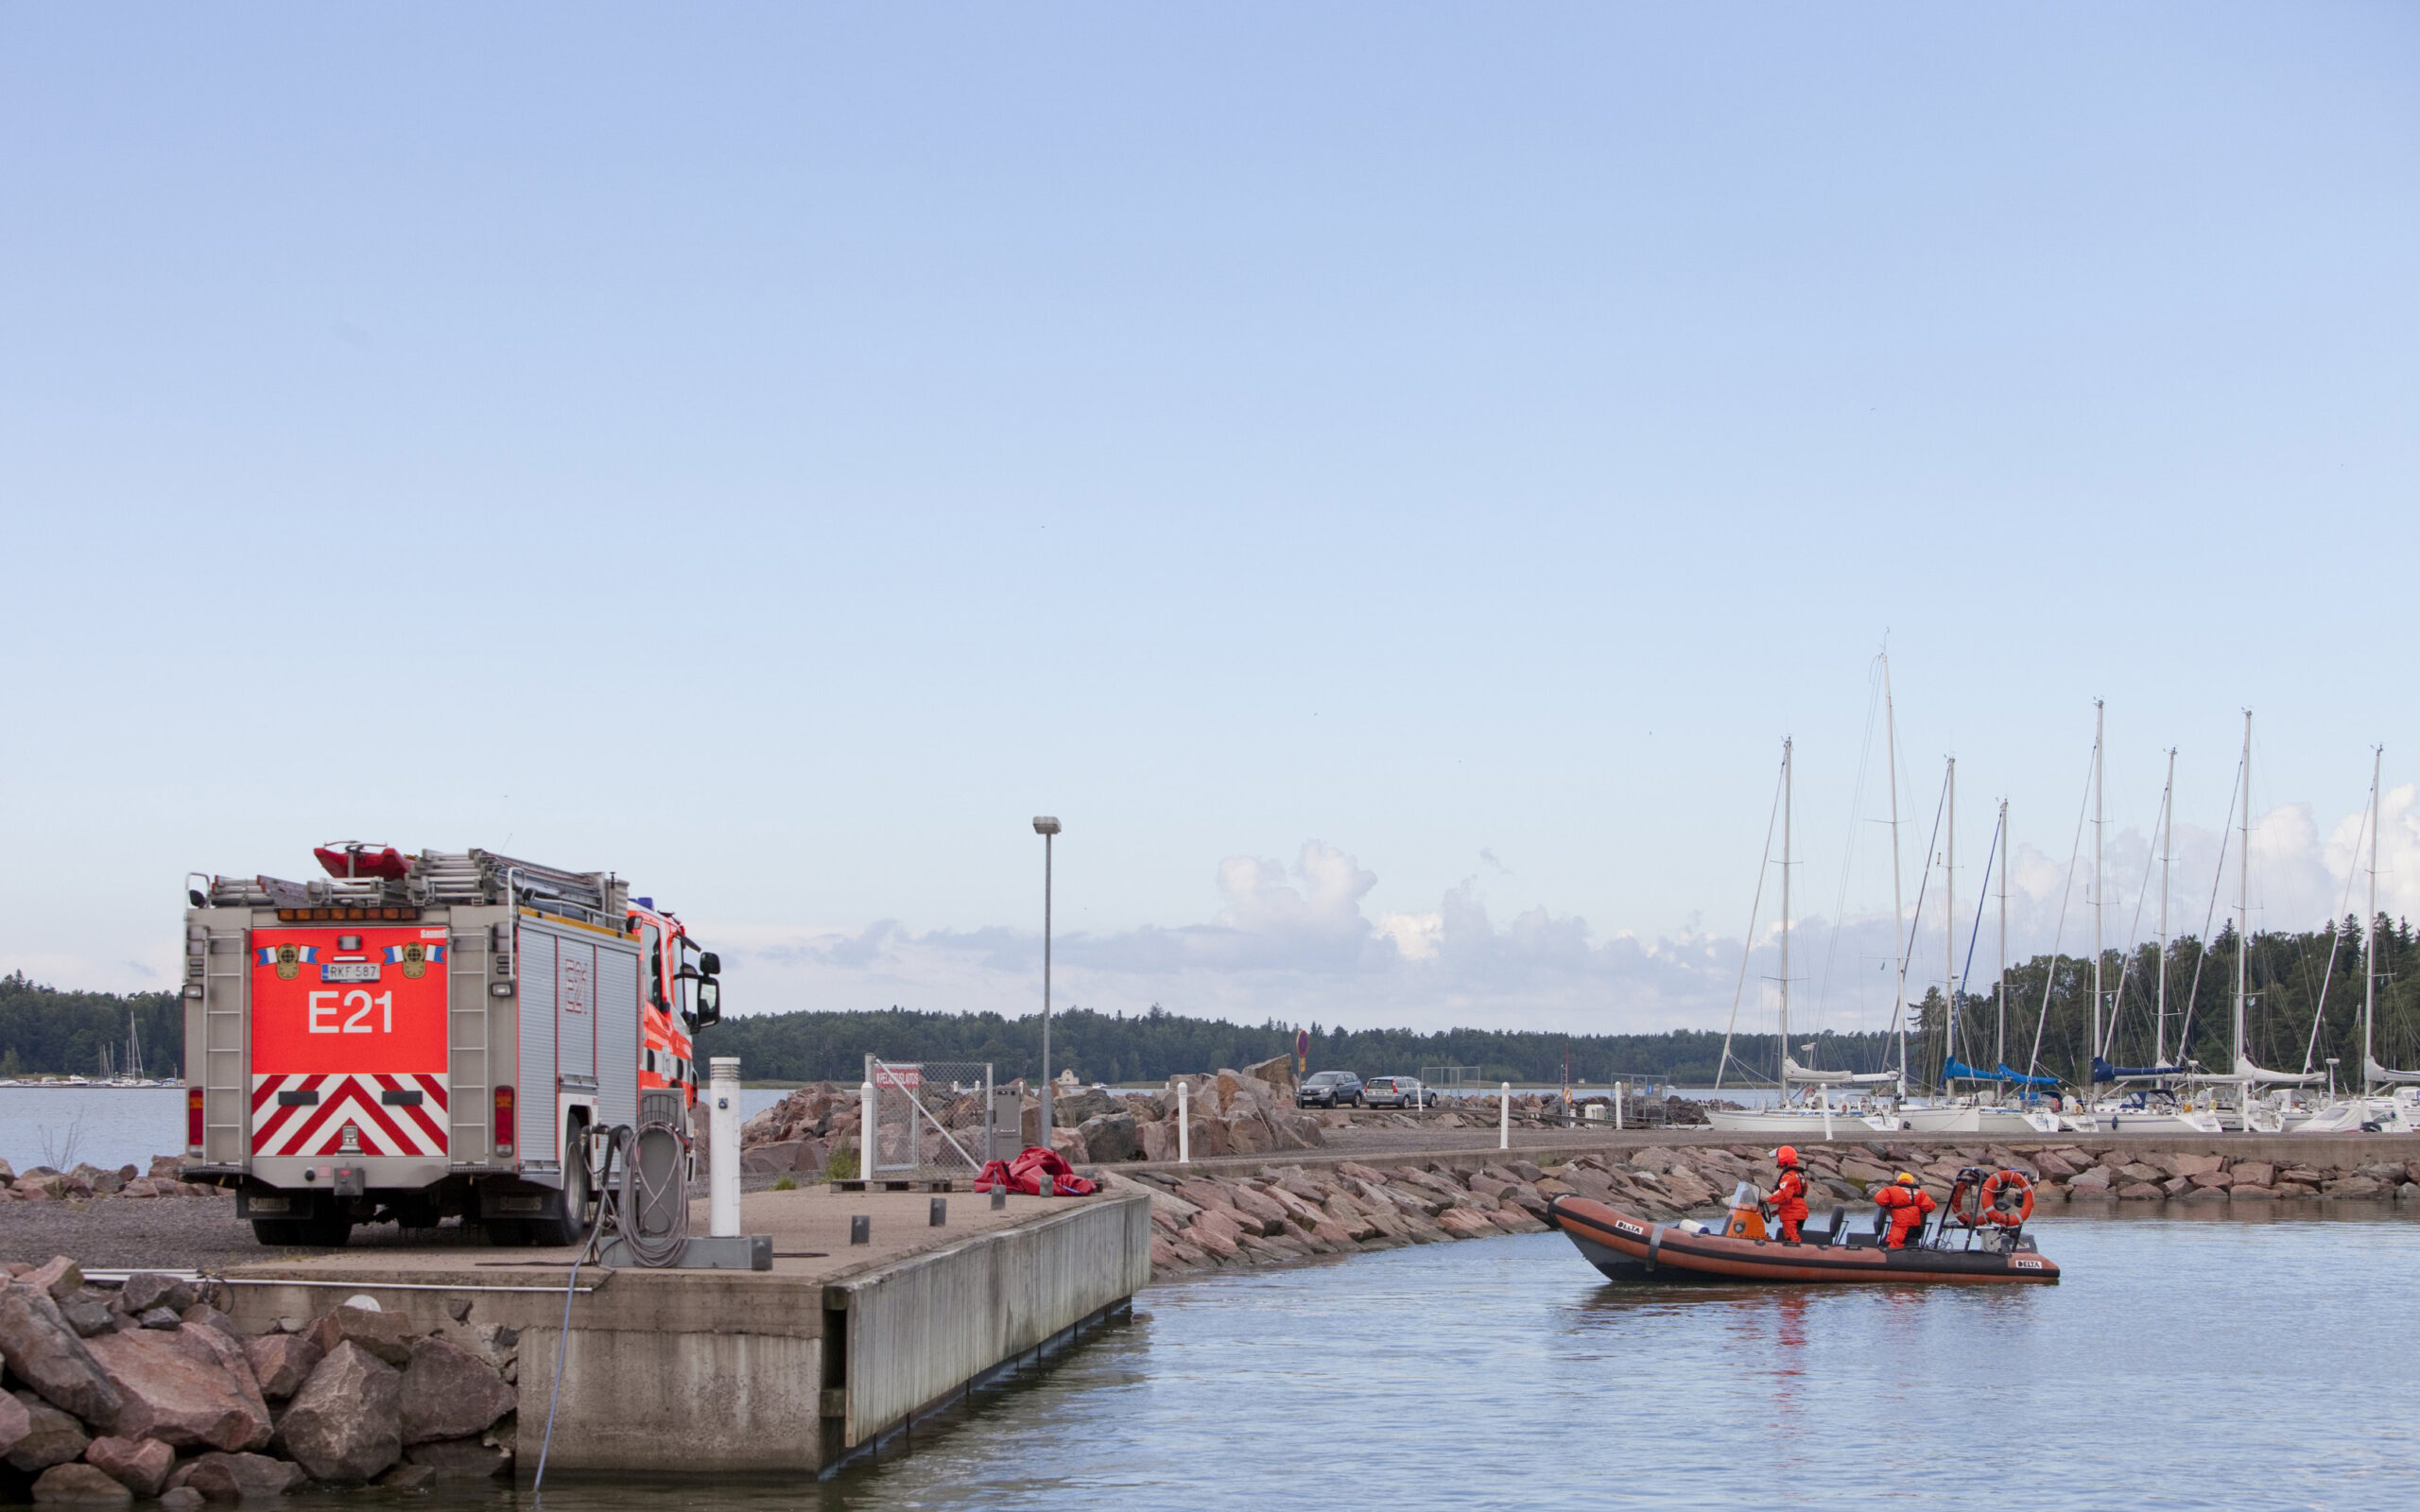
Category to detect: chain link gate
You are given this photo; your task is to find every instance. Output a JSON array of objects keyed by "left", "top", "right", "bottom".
[
  {"left": 1422, "top": 1066, "right": 1485, "bottom": 1103},
  {"left": 863, "top": 1056, "right": 994, "bottom": 1187}
]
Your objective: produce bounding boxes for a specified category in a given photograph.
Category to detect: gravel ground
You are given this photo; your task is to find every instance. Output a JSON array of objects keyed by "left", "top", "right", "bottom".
[
  {"left": 0, "top": 1195, "right": 505, "bottom": 1272},
  {"left": 1305, "top": 1117, "right": 1699, "bottom": 1156},
  {"left": 4, "top": 1170, "right": 808, "bottom": 1273}
]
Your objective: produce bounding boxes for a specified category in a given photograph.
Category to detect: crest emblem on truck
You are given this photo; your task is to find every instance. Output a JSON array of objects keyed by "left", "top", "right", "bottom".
[
  {"left": 254, "top": 943, "right": 317, "bottom": 980},
  {"left": 383, "top": 942, "right": 444, "bottom": 979}
]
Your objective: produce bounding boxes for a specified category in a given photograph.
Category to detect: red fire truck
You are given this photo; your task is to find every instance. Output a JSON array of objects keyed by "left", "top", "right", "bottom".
[{"left": 181, "top": 844, "right": 721, "bottom": 1246}]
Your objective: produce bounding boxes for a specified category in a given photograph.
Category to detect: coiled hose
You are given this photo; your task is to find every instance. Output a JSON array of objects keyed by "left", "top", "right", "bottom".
[
  {"left": 536, "top": 1109, "right": 692, "bottom": 1490},
  {"left": 610, "top": 1103, "right": 692, "bottom": 1268}
]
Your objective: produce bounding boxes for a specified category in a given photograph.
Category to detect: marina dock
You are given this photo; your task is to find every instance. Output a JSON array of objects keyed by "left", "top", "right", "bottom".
[{"left": 215, "top": 1186, "right": 1151, "bottom": 1475}]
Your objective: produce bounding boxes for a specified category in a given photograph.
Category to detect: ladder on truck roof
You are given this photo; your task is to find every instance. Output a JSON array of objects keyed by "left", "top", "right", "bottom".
[{"left": 203, "top": 848, "right": 628, "bottom": 927}]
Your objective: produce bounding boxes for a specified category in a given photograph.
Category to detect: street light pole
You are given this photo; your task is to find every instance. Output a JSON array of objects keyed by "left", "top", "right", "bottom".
[{"left": 1033, "top": 816, "right": 1061, "bottom": 1141}]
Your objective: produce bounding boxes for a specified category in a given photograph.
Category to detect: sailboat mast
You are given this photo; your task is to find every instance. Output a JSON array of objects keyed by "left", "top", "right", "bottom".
[
  {"left": 1885, "top": 655, "right": 1908, "bottom": 1095},
  {"left": 1945, "top": 756, "right": 1956, "bottom": 1091},
  {"left": 1997, "top": 799, "right": 2009, "bottom": 1073},
  {"left": 2156, "top": 748, "right": 2174, "bottom": 1068},
  {"left": 2236, "top": 710, "right": 2252, "bottom": 1087},
  {"left": 2365, "top": 747, "right": 2380, "bottom": 1098},
  {"left": 1781, "top": 736, "right": 1792, "bottom": 1103},
  {"left": 2091, "top": 700, "right": 2104, "bottom": 1082}
]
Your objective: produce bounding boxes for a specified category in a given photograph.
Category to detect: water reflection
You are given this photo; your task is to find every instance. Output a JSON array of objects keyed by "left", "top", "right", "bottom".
[{"left": 275, "top": 1212, "right": 2420, "bottom": 1512}]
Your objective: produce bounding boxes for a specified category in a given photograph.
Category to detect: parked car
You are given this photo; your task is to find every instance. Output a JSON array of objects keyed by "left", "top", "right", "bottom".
[
  {"left": 1364, "top": 1075, "right": 1438, "bottom": 1108},
  {"left": 1297, "top": 1071, "right": 1364, "bottom": 1108}
]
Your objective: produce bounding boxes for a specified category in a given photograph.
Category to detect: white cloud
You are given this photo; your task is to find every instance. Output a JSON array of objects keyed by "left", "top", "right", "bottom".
[
  {"left": 697, "top": 794, "right": 2420, "bottom": 1037},
  {"left": 17, "top": 796, "right": 2416, "bottom": 1038}
]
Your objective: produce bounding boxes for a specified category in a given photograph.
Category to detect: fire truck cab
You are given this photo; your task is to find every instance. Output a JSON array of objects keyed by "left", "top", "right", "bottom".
[{"left": 181, "top": 844, "right": 721, "bottom": 1247}]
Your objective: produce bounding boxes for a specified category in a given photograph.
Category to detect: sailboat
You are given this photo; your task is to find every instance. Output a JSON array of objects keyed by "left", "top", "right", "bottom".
[
  {"left": 2084, "top": 737, "right": 2221, "bottom": 1133},
  {"left": 1903, "top": 782, "right": 2066, "bottom": 1135},
  {"left": 1709, "top": 735, "right": 1905, "bottom": 1135},
  {"left": 2298, "top": 748, "right": 2420, "bottom": 1134},
  {"left": 2081, "top": 715, "right": 2226, "bottom": 1132},
  {"left": 2204, "top": 713, "right": 2325, "bottom": 1130}
]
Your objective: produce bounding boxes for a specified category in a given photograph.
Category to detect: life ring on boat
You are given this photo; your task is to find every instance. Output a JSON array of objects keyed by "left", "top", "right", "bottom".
[
  {"left": 1978, "top": 1169, "right": 2034, "bottom": 1226},
  {"left": 1945, "top": 1173, "right": 1982, "bottom": 1227}
]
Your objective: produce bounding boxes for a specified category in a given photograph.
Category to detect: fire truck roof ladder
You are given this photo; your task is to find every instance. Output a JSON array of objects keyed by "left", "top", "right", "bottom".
[{"left": 199, "top": 849, "right": 626, "bottom": 926}]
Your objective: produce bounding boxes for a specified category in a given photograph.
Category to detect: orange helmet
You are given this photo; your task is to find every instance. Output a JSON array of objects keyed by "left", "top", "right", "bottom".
[{"left": 1774, "top": 1145, "right": 1801, "bottom": 1167}]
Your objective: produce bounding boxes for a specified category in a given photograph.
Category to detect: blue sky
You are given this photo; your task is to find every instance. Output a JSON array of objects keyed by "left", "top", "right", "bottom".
[{"left": 4, "top": 6, "right": 2414, "bottom": 1033}]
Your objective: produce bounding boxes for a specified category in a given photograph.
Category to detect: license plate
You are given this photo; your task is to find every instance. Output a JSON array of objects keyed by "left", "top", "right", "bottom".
[{"left": 322, "top": 962, "right": 379, "bottom": 983}]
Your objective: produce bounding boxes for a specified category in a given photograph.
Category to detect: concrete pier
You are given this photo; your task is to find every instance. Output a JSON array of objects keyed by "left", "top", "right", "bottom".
[{"left": 216, "top": 1185, "right": 1152, "bottom": 1476}]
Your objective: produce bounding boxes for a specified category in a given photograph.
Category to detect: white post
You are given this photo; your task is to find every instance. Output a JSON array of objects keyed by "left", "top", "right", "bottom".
[
  {"left": 1820, "top": 1084, "right": 1835, "bottom": 1143},
  {"left": 1614, "top": 1081, "right": 1624, "bottom": 1131},
  {"left": 709, "top": 1057, "right": 742, "bottom": 1238},
  {"left": 859, "top": 1077, "right": 877, "bottom": 1177},
  {"left": 1499, "top": 1081, "right": 1511, "bottom": 1151},
  {"left": 1177, "top": 1080, "right": 1191, "bottom": 1165}
]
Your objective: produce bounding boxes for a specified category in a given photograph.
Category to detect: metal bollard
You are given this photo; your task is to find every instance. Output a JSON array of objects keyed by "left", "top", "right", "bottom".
[
  {"left": 1177, "top": 1080, "right": 1190, "bottom": 1165},
  {"left": 709, "top": 1057, "right": 742, "bottom": 1238},
  {"left": 930, "top": 1197, "right": 947, "bottom": 1228},
  {"left": 991, "top": 1186, "right": 1007, "bottom": 1211},
  {"left": 1499, "top": 1081, "right": 1511, "bottom": 1151},
  {"left": 850, "top": 1214, "right": 871, "bottom": 1246},
  {"left": 859, "top": 1078, "right": 877, "bottom": 1178}
]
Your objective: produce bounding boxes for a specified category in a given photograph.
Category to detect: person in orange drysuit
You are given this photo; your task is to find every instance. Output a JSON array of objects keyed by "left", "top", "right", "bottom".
[
  {"left": 1873, "top": 1172, "right": 1936, "bottom": 1249},
  {"left": 1764, "top": 1145, "right": 1810, "bottom": 1243}
]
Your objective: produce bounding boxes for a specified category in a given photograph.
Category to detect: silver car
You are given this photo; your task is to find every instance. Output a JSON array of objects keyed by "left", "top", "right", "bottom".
[{"left": 1364, "top": 1076, "right": 1437, "bottom": 1108}]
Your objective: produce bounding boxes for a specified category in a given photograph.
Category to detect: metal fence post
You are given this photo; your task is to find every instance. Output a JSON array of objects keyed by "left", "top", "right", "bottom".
[
  {"left": 1177, "top": 1080, "right": 1190, "bottom": 1165},
  {"left": 860, "top": 1077, "right": 876, "bottom": 1176},
  {"left": 1499, "top": 1081, "right": 1511, "bottom": 1151}
]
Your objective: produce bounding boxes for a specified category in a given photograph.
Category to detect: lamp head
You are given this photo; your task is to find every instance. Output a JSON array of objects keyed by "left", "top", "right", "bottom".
[{"left": 1032, "top": 816, "right": 1062, "bottom": 835}]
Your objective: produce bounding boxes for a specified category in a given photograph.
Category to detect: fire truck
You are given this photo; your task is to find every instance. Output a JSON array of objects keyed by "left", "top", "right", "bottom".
[{"left": 181, "top": 843, "right": 722, "bottom": 1246}]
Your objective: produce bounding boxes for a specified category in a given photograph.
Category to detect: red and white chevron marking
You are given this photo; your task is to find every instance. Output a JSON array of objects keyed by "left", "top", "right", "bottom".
[{"left": 251, "top": 1074, "right": 450, "bottom": 1159}]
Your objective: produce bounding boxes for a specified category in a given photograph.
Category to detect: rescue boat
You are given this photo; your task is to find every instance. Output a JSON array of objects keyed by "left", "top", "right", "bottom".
[{"left": 1545, "top": 1168, "right": 2060, "bottom": 1285}]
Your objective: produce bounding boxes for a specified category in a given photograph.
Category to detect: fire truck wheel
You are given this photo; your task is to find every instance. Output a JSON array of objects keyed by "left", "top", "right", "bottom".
[
  {"left": 298, "top": 1213, "right": 354, "bottom": 1246},
  {"left": 526, "top": 1119, "right": 594, "bottom": 1247}
]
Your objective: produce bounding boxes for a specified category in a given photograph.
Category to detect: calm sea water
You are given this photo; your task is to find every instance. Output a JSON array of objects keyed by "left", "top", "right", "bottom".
[
  {"left": 0, "top": 1089, "right": 804, "bottom": 1172},
  {"left": 242, "top": 1210, "right": 2418, "bottom": 1512}
]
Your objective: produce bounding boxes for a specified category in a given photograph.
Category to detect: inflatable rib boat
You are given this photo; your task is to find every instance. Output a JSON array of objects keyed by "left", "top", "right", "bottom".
[{"left": 1545, "top": 1170, "right": 2060, "bottom": 1285}]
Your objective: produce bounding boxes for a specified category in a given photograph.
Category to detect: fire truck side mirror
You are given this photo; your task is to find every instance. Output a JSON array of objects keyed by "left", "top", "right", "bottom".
[
  {"left": 699, "top": 952, "right": 721, "bottom": 975},
  {"left": 693, "top": 977, "right": 721, "bottom": 1029}
]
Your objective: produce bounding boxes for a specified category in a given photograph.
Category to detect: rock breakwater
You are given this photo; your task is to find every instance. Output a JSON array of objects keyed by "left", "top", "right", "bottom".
[
  {"left": 1130, "top": 1139, "right": 2420, "bottom": 1281},
  {"left": 2, "top": 1160, "right": 230, "bottom": 1208},
  {"left": 0, "top": 1260, "right": 518, "bottom": 1503}
]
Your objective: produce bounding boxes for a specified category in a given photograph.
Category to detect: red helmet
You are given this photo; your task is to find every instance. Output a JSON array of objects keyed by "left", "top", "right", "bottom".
[{"left": 1774, "top": 1145, "right": 1801, "bottom": 1167}]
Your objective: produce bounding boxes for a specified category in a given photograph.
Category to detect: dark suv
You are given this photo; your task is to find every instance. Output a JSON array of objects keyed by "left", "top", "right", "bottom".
[{"left": 1297, "top": 1071, "right": 1364, "bottom": 1108}]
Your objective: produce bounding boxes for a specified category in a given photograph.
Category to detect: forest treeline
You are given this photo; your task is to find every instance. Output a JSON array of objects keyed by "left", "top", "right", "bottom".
[
  {"left": 7, "top": 915, "right": 2414, "bottom": 1088},
  {"left": 694, "top": 1004, "right": 1867, "bottom": 1086},
  {"left": 1900, "top": 913, "right": 2420, "bottom": 1089},
  {"left": 0, "top": 973, "right": 183, "bottom": 1079}
]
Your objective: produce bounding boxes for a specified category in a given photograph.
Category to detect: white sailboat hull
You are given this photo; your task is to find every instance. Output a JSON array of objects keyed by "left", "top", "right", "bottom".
[
  {"left": 1898, "top": 1103, "right": 2065, "bottom": 1135},
  {"left": 1704, "top": 1107, "right": 1905, "bottom": 1134},
  {"left": 2291, "top": 1097, "right": 2419, "bottom": 1135},
  {"left": 2086, "top": 1107, "right": 2225, "bottom": 1135}
]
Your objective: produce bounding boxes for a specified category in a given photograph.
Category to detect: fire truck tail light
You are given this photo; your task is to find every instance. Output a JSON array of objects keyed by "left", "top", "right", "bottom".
[
  {"left": 493, "top": 1086, "right": 515, "bottom": 1159},
  {"left": 186, "top": 1088, "right": 205, "bottom": 1156}
]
